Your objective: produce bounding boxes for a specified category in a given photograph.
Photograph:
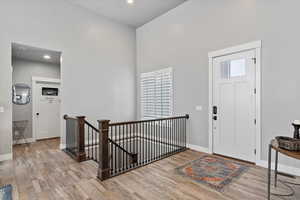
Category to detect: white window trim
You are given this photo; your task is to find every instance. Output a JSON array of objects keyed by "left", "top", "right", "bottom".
[{"left": 140, "top": 67, "right": 173, "bottom": 120}]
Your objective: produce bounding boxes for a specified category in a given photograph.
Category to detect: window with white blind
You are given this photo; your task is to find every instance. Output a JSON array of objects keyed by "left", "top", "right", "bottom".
[{"left": 141, "top": 68, "right": 173, "bottom": 119}]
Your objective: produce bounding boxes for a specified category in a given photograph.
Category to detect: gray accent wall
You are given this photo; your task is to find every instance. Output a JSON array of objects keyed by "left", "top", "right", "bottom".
[
  {"left": 0, "top": 0, "right": 136, "bottom": 156},
  {"left": 12, "top": 58, "right": 61, "bottom": 140},
  {"left": 137, "top": 0, "right": 300, "bottom": 167}
]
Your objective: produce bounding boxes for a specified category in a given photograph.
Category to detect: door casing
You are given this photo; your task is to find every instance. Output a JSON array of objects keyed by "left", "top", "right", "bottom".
[
  {"left": 32, "top": 77, "right": 61, "bottom": 141},
  {"left": 208, "top": 41, "right": 262, "bottom": 164}
]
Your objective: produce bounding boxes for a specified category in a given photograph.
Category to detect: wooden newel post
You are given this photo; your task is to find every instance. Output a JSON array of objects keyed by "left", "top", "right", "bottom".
[
  {"left": 97, "top": 120, "right": 110, "bottom": 181},
  {"left": 77, "top": 116, "right": 86, "bottom": 162}
]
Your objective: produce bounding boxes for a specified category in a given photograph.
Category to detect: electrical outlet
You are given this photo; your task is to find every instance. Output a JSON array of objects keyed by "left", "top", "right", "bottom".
[{"left": 0, "top": 106, "right": 4, "bottom": 113}]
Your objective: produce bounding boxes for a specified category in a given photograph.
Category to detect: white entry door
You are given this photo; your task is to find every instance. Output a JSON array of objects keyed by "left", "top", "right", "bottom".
[
  {"left": 212, "top": 50, "right": 256, "bottom": 162},
  {"left": 35, "top": 82, "right": 61, "bottom": 140}
]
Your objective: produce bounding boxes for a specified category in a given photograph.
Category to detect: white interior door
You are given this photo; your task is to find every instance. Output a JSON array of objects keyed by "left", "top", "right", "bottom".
[
  {"left": 35, "top": 82, "right": 61, "bottom": 140},
  {"left": 212, "top": 50, "right": 256, "bottom": 162}
]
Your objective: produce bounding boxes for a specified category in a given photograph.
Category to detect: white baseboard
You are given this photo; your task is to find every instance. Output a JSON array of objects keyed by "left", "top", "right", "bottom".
[
  {"left": 0, "top": 153, "right": 13, "bottom": 162},
  {"left": 60, "top": 143, "right": 66, "bottom": 150},
  {"left": 13, "top": 138, "right": 36, "bottom": 145},
  {"left": 187, "top": 144, "right": 211, "bottom": 154},
  {"left": 256, "top": 160, "right": 300, "bottom": 177}
]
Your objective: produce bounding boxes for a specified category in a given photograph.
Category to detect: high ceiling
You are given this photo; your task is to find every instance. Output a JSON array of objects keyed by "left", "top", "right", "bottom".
[
  {"left": 12, "top": 43, "right": 61, "bottom": 65},
  {"left": 67, "top": 0, "right": 187, "bottom": 27}
]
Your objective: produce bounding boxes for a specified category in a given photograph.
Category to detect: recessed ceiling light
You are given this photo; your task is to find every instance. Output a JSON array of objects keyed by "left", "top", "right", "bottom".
[
  {"left": 127, "top": 0, "right": 134, "bottom": 4},
  {"left": 43, "top": 55, "right": 51, "bottom": 60}
]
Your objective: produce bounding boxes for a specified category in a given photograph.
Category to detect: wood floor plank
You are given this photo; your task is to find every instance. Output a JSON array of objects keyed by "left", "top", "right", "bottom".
[{"left": 0, "top": 138, "right": 299, "bottom": 200}]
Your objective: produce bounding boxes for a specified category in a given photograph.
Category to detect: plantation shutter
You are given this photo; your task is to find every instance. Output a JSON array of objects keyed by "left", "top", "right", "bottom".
[{"left": 141, "top": 68, "right": 173, "bottom": 119}]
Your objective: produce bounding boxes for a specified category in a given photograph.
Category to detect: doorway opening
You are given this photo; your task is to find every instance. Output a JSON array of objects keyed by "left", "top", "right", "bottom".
[
  {"left": 12, "top": 43, "right": 62, "bottom": 147},
  {"left": 208, "top": 41, "right": 262, "bottom": 164}
]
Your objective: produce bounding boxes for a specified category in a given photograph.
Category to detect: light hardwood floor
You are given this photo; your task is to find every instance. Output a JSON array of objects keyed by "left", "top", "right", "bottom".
[{"left": 0, "top": 139, "right": 299, "bottom": 200}]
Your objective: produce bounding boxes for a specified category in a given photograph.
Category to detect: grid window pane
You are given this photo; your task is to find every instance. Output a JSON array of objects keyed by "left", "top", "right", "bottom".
[{"left": 141, "top": 68, "right": 173, "bottom": 119}]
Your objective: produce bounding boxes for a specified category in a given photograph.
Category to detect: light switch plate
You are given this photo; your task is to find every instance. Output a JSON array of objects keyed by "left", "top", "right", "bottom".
[
  {"left": 0, "top": 106, "right": 4, "bottom": 113},
  {"left": 195, "top": 105, "right": 202, "bottom": 111}
]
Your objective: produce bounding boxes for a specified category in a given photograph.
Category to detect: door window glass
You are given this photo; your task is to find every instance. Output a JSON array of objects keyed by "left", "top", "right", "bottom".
[{"left": 221, "top": 59, "right": 246, "bottom": 79}]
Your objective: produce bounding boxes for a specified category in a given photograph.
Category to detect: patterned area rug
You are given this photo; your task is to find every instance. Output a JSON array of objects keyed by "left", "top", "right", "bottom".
[
  {"left": 176, "top": 155, "right": 249, "bottom": 191},
  {"left": 0, "top": 185, "right": 12, "bottom": 200}
]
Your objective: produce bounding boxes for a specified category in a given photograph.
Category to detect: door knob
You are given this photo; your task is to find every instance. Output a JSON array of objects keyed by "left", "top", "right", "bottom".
[{"left": 36, "top": 113, "right": 39, "bottom": 116}]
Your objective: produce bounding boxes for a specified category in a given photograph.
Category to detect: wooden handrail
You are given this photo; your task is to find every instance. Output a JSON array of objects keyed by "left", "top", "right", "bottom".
[
  {"left": 109, "top": 114, "right": 189, "bottom": 126},
  {"left": 64, "top": 114, "right": 189, "bottom": 181},
  {"left": 84, "top": 120, "right": 98, "bottom": 132},
  {"left": 63, "top": 114, "right": 77, "bottom": 120}
]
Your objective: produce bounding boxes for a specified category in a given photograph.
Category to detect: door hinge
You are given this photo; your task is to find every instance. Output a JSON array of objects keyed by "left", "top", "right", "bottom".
[
  {"left": 254, "top": 119, "right": 257, "bottom": 125},
  {"left": 254, "top": 88, "right": 256, "bottom": 94},
  {"left": 252, "top": 57, "right": 257, "bottom": 64},
  {"left": 254, "top": 149, "right": 257, "bottom": 155}
]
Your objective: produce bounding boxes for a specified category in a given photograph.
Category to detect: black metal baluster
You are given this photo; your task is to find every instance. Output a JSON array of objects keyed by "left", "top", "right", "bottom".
[
  {"left": 141, "top": 122, "right": 143, "bottom": 164},
  {"left": 126, "top": 124, "right": 129, "bottom": 169},
  {"left": 87, "top": 125, "right": 89, "bottom": 159},
  {"left": 91, "top": 127, "right": 94, "bottom": 160},
  {"left": 164, "top": 120, "right": 166, "bottom": 155},
  {"left": 178, "top": 118, "right": 181, "bottom": 149},
  {"left": 172, "top": 119, "right": 174, "bottom": 152},
  {"left": 179, "top": 119, "right": 182, "bottom": 150},
  {"left": 111, "top": 126, "right": 117, "bottom": 173},
  {"left": 176, "top": 119, "right": 178, "bottom": 151},
  {"left": 95, "top": 129, "right": 97, "bottom": 161},
  {"left": 146, "top": 122, "right": 150, "bottom": 163},
  {"left": 179, "top": 118, "right": 182, "bottom": 149},
  {"left": 110, "top": 126, "right": 112, "bottom": 173},
  {"left": 151, "top": 121, "right": 154, "bottom": 161},
  {"left": 122, "top": 125, "right": 125, "bottom": 171},
  {"left": 182, "top": 118, "right": 184, "bottom": 148},
  {"left": 139, "top": 122, "right": 142, "bottom": 165},
  {"left": 145, "top": 122, "right": 147, "bottom": 164},
  {"left": 133, "top": 123, "right": 135, "bottom": 167},
  {"left": 95, "top": 129, "right": 96, "bottom": 161},
  {"left": 147, "top": 121, "right": 150, "bottom": 162},
  {"left": 167, "top": 119, "right": 169, "bottom": 155},
  {"left": 125, "top": 124, "right": 127, "bottom": 169},
  {"left": 173, "top": 119, "right": 176, "bottom": 152},
  {"left": 143, "top": 122, "right": 146, "bottom": 164},
  {"left": 177, "top": 119, "right": 179, "bottom": 151},
  {"left": 158, "top": 120, "right": 159, "bottom": 158},
  {"left": 168, "top": 120, "right": 172, "bottom": 152},
  {"left": 96, "top": 128, "right": 98, "bottom": 162},
  {"left": 162, "top": 120, "right": 164, "bottom": 156},
  {"left": 118, "top": 125, "right": 122, "bottom": 172},
  {"left": 150, "top": 121, "right": 152, "bottom": 162},
  {"left": 155, "top": 120, "right": 158, "bottom": 160},
  {"left": 125, "top": 124, "right": 127, "bottom": 170},
  {"left": 165, "top": 120, "right": 167, "bottom": 155},
  {"left": 155, "top": 120, "right": 157, "bottom": 160},
  {"left": 183, "top": 118, "right": 186, "bottom": 148},
  {"left": 130, "top": 123, "right": 132, "bottom": 168},
  {"left": 159, "top": 120, "right": 160, "bottom": 158}
]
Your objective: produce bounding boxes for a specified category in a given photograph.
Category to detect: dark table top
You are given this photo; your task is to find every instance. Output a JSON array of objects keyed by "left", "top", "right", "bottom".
[{"left": 271, "top": 139, "right": 300, "bottom": 160}]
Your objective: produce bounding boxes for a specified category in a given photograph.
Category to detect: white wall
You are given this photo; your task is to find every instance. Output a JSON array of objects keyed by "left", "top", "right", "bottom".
[
  {"left": 137, "top": 0, "right": 300, "bottom": 168},
  {"left": 0, "top": 0, "right": 136, "bottom": 157},
  {"left": 12, "top": 58, "right": 60, "bottom": 140}
]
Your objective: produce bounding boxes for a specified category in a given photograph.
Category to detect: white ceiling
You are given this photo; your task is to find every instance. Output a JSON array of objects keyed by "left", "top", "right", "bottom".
[
  {"left": 12, "top": 43, "right": 61, "bottom": 65},
  {"left": 67, "top": 0, "right": 187, "bottom": 27}
]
